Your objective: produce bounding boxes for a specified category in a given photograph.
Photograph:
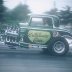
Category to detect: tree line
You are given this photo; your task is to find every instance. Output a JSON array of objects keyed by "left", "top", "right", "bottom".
[
  {"left": 45, "top": 6, "right": 72, "bottom": 25},
  {"left": 0, "top": 0, "right": 72, "bottom": 33}
]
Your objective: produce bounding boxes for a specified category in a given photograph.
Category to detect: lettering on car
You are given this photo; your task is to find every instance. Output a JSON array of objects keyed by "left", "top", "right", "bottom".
[{"left": 28, "top": 30, "right": 51, "bottom": 44}]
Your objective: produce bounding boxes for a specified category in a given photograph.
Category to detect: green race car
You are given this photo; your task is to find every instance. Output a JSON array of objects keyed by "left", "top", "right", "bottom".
[{"left": 5, "top": 14, "right": 72, "bottom": 56}]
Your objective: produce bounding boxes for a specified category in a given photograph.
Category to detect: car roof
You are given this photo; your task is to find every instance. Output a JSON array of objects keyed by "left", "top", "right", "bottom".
[{"left": 29, "top": 14, "right": 59, "bottom": 19}]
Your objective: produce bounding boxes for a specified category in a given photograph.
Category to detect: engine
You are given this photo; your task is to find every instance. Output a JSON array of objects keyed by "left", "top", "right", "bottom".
[{"left": 5, "top": 27, "right": 19, "bottom": 46}]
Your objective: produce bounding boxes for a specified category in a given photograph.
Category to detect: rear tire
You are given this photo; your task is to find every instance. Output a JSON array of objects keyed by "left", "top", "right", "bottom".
[{"left": 48, "top": 37, "right": 69, "bottom": 56}]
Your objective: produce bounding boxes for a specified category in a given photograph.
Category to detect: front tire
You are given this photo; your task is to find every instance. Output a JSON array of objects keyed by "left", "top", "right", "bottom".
[{"left": 49, "top": 37, "right": 69, "bottom": 56}]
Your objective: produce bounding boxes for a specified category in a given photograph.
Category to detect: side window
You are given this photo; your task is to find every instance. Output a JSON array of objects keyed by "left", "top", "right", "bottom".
[
  {"left": 30, "top": 17, "right": 53, "bottom": 28},
  {"left": 43, "top": 18, "right": 53, "bottom": 27}
]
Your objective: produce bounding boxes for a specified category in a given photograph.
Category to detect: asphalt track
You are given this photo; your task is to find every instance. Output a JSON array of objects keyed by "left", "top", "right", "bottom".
[{"left": 0, "top": 44, "right": 72, "bottom": 72}]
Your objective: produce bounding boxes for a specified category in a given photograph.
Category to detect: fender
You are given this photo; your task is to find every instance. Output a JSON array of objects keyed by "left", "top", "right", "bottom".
[{"left": 59, "top": 31, "right": 72, "bottom": 39}]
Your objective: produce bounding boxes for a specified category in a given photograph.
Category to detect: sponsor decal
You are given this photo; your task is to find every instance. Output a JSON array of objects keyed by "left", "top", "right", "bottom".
[{"left": 28, "top": 30, "right": 51, "bottom": 44}]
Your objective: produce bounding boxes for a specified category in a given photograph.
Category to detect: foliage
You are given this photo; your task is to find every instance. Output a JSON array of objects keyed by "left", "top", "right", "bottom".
[
  {"left": 11, "top": 4, "right": 31, "bottom": 22},
  {"left": 4, "top": 4, "right": 31, "bottom": 27},
  {"left": 0, "top": 0, "right": 6, "bottom": 33},
  {"left": 45, "top": 8, "right": 58, "bottom": 15},
  {"left": 0, "top": 0, "right": 3, "bottom": 22},
  {"left": 45, "top": 6, "right": 72, "bottom": 26},
  {"left": 59, "top": 6, "right": 72, "bottom": 24}
]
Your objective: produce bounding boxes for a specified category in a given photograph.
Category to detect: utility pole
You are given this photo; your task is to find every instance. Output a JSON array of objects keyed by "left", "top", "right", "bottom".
[
  {"left": 24, "top": 0, "right": 27, "bottom": 4},
  {"left": 53, "top": 0, "right": 56, "bottom": 9},
  {"left": 21, "top": 0, "right": 27, "bottom": 5}
]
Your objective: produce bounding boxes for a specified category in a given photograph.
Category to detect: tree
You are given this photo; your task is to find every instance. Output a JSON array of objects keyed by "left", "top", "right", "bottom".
[
  {"left": 10, "top": 4, "right": 31, "bottom": 22},
  {"left": 59, "top": 6, "right": 72, "bottom": 25},
  {"left": 3, "top": 4, "right": 31, "bottom": 29},
  {"left": 0, "top": 0, "right": 3, "bottom": 22},
  {"left": 0, "top": 0, "right": 6, "bottom": 33},
  {"left": 45, "top": 8, "right": 60, "bottom": 27},
  {"left": 45, "top": 6, "right": 72, "bottom": 26},
  {"left": 48, "top": 8, "right": 58, "bottom": 15}
]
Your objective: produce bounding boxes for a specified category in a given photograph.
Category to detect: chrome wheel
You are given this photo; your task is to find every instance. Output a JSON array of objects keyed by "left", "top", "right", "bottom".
[{"left": 53, "top": 41, "right": 65, "bottom": 54}]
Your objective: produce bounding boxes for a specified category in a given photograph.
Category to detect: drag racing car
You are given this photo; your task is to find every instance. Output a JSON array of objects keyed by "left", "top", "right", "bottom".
[{"left": 4, "top": 14, "right": 72, "bottom": 56}]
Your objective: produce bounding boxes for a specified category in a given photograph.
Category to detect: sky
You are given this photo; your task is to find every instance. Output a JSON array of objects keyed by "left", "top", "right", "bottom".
[{"left": 4, "top": 0, "right": 72, "bottom": 14}]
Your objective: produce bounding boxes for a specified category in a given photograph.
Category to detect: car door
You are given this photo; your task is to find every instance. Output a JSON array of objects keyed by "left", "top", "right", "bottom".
[{"left": 27, "top": 17, "right": 52, "bottom": 44}]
